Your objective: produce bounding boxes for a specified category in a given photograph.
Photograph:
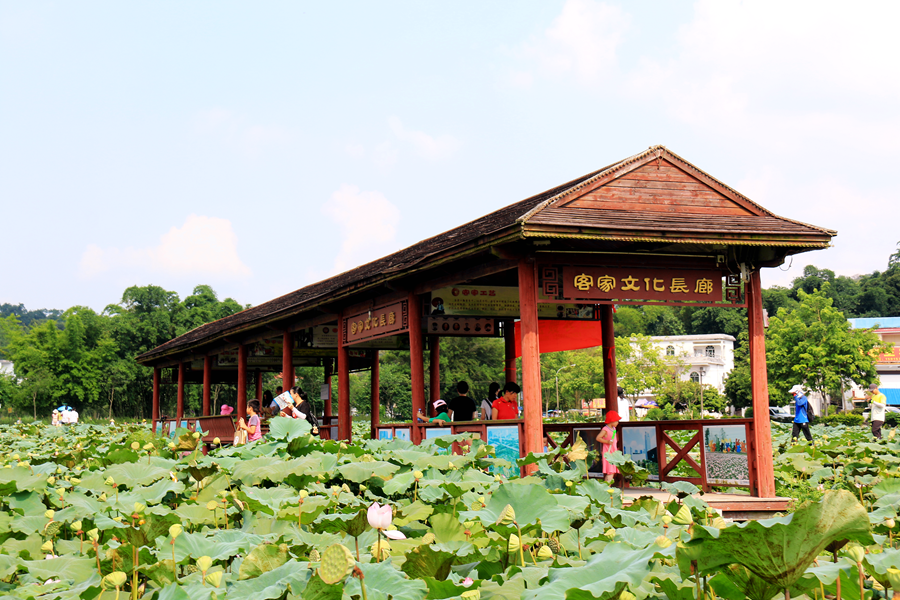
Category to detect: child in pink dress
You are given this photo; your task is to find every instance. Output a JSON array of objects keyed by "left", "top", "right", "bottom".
[{"left": 596, "top": 410, "right": 621, "bottom": 483}]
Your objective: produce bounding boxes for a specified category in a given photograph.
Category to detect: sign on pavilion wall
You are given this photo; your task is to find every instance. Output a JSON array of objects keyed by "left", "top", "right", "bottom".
[
  {"left": 429, "top": 285, "right": 597, "bottom": 319},
  {"left": 342, "top": 301, "right": 409, "bottom": 345},
  {"left": 538, "top": 264, "right": 745, "bottom": 307}
]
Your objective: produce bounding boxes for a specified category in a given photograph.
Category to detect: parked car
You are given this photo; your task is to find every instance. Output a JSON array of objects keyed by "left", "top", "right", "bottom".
[{"left": 769, "top": 406, "right": 793, "bottom": 423}]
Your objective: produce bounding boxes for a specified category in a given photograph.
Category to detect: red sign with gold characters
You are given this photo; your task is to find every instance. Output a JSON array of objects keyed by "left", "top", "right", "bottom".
[
  {"left": 343, "top": 301, "right": 408, "bottom": 345},
  {"left": 560, "top": 266, "right": 724, "bottom": 302}
]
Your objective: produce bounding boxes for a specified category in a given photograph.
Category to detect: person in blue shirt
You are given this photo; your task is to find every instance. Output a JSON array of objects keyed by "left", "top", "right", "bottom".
[{"left": 790, "top": 385, "right": 812, "bottom": 441}]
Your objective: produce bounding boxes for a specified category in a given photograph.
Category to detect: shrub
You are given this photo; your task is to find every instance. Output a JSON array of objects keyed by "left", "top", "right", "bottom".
[
  {"left": 818, "top": 412, "right": 864, "bottom": 427},
  {"left": 645, "top": 405, "right": 681, "bottom": 421},
  {"left": 886, "top": 412, "right": 900, "bottom": 427}
]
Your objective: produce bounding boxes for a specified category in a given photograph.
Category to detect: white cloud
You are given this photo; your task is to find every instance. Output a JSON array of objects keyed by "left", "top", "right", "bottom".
[
  {"left": 515, "top": 0, "right": 630, "bottom": 85},
  {"left": 194, "top": 107, "right": 290, "bottom": 157},
  {"left": 79, "top": 215, "right": 251, "bottom": 280},
  {"left": 373, "top": 140, "right": 399, "bottom": 168},
  {"left": 387, "top": 116, "right": 461, "bottom": 160},
  {"left": 321, "top": 184, "right": 401, "bottom": 273},
  {"left": 344, "top": 141, "right": 366, "bottom": 158}
]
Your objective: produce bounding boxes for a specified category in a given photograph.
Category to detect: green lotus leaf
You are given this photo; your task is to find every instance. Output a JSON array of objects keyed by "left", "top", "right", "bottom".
[
  {"left": 313, "top": 508, "right": 370, "bottom": 537},
  {"left": 103, "top": 462, "right": 172, "bottom": 487},
  {"left": 383, "top": 470, "right": 417, "bottom": 495},
  {"left": 337, "top": 460, "right": 400, "bottom": 483},
  {"left": 104, "top": 448, "right": 141, "bottom": 465},
  {"left": 651, "top": 573, "right": 700, "bottom": 600},
  {"left": 524, "top": 542, "right": 657, "bottom": 600},
  {"left": 401, "top": 544, "right": 456, "bottom": 580},
  {"left": 22, "top": 554, "right": 96, "bottom": 581},
  {"left": 237, "top": 542, "right": 289, "bottom": 580},
  {"left": 872, "top": 478, "right": 900, "bottom": 499},
  {"left": 154, "top": 581, "right": 217, "bottom": 600},
  {"left": 0, "top": 554, "right": 17, "bottom": 580},
  {"left": 421, "top": 576, "right": 481, "bottom": 599},
  {"left": 141, "top": 559, "right": 177, "bottom": 587},
  {"left": 2, "top": 532, "right": 43, "bottom": 560},
  {"left": 8, "top": 491, "right": 46, "bottom": 516},
  {"left": 345, "top": 559, "right": 428, "bottom": 600},
  {"left": 241, "top": 486, "right": 299, "bottom": 515},
  {"left": 113, "top": 512, "right": 181, "bottom": 549},
  {"left": 0, "top": 469, "right": 47, "bottom": 496},
  {"left": 267, "top": 416, "right": 312, "bottom": 442},
  {"left": 169, "top": 529, "right": 269, "bottom": 562},
  {"left": 677, "top": 490, "right": 872, "bottom": 588},
  {"left": 430, "top": 513, "right": 467, "bottom": 544},
  {"left": 228, "top": 559, "right": 312, "bottom": 599},
  {"left": 661, "top": 481, "right": 701, "bottom": 499},
  {"left": 385, "top": 449, "right": 436, "bottom": 466},
  {"left": 132, "top": 478, "right": 186, "bottom": 505},
  {"left": 232, "top": 455, "right": 336, "bottom": 485},
  {"left": 394, "top": 501, "right": 434, "bottom": 527},
  {"left": 301, "top": 571, "right": 345, "bottom": 600},
  {"left": 863, "top": 547, "right": 900, "bottom": 589},
  {"left": 461, "top": 482, "right": 569, "bottom": 533},
  {"left": 173, "top": 504, "right": 216, "bottom": 526}
]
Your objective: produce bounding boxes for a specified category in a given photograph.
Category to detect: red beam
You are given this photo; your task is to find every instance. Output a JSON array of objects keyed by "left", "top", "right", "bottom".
[
  {"left": 601, "top": 305, "right": 618, "bottom": 413},
  {"left": 255, "top": 369, "right": 263, "bottom": 403},
  {"left": 282, "top": 331, "right": 294, "bottom": 391},
  {"left": 324, "top": 359, "right": 333, "bottom": 418},
  {"left": 202, "top": 356, "right": 212, "bottom": 416},
  {"left": 152, "top": 367, "right": 161, "bottom": 425},
  {"left": 237, "top": 344, "right": 248, "bottom": 419},
  {"left": 176, "top": 362, "right": 185, "bottom": 421},
  {"left": 429, "top": 336, "right": 440, "bottom": 415},
  {"left": 748, "top": 271, "right": 775, "bottom": 497},
  {"left": 504, "top": 321, "right": 517, "bottom": 383},
  {"left": 518, "top": 258, "right": 543, "bottom": 469},
  {"left": 371, "top": 350, "right": 380, "bottom": 435},
  {"left": 338, "top": 314, "right": 351, "bottom": 441},
  {"left": 409, "top": 293, "right": 426, "bottom": 442}
]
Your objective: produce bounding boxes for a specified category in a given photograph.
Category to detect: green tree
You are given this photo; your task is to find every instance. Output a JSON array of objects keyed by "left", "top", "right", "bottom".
[
  {"left": 766, "top": 286, "right": 888, "bottom": 414},
  {"left": 615, "top": 334, "right": 671, "bottom": 410},
  {"left": 723, "top": 330, "right": 753, "bottom": 411}
]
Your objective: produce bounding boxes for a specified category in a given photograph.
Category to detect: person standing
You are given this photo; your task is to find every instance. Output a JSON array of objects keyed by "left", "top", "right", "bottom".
[
  {"left": 238, "top": 400, "right": 262, "bottom": 442},
  {"left": 790, "top": 385, "right": 812, "bottom": 442},
  {"left": 447, "top": 381, "right": 477, "bottom": 421},
  {"left": 492, "top": 382, "right": 520, "bottom": 420},
  {"left": 481, "top": 382, "right": 500, "bottom": 420},
  {"left": 868, "top": 383, "right": 887, "bottom": 440},
  {"left": 595, "top": 410, "right": 621, "bottom": 483}
]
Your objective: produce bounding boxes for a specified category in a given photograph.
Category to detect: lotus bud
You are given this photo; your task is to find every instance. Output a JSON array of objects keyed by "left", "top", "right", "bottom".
[
  {"left": 341, "top": 484, "right": 351, "bottom": 494},
  {"left": 537, "top": 545, "right": 554, "bottom": 560},
  {"left": 195, "top": 556, "right": 213, "bottom": 574},
  {"left": 494, "top": 475, "right": 502, "bottom": 482},
  {"left": 547, "top": 537, "right": 561, "bottom": 553},
  {"left": 883, "top": 568, "right": 900, "bottom": 591},
  {"left": 847, "top": 544, "right": 866, "bottom": 563},
  {"left": 72, "top": 521, "right": 82, "bottom": 532},
  {"left": 655, "top": 535, "right": 673, "bottom": 548},
  {"left": 461, "top": 591, "right": 481, "bottom": 600},
  {"left": 56, "top": 466, "right": 63, "bottom": 474},
  {"left": 421, "top": 532, "right": 436, "bottom": 545},
  {"left": 105, "top": 477, "right": 115, "bottom": 486},
  {"left": 299, "top": 490, "right": 309, "bottom": 499},
  {"left": 12, "top": 454, "right": 19, "bottom": 461},
  {"left": 206, "top": 500, "right": 219, "bottom": 510},
  {"left": 309, "top": 548, "right": 320, "bottom": 562},
  {"left": 47, "top": 476, "right": 56, "bottom": 485},
  {"left": 169, "top": 524, "right": 183, "bottom": 539},
  {"left": 206, "top": 571, "right": 223, "bottom": 587},
  {"left": 87, "top": 528, "right": 100, "bottom": 541},
  {"left": 130, "top": 442, "right": 140, "bottom": 450},
  {"left": 605, "top": 528, "right": 616, "bottom": 539},
  {"left": 44, "top": 509, "right": 55, "bottom": 520},
  {"left": 359, "top": 485, "right": 367, "bottom": 492},
  {"left": 318, "top": 543, "right": 355, "bottom": 585},
  {"left": 340, "top": 442, "right": 348, "bottom": 450},
  {"left": 168, "top": 442, "right": 176, "bottom": 449},
  {"left": 143, "top": 443, "right": 154, "bottom": 450},
  {"left": 70, "top": 477, "right": 80, "bottom": 484},
  {"left": 112, "top": 516, "right": 123, "bottom": 523},
  {"left": 507, "top": 534, "right": 521, "bottom": 553},
  {"left": 414, "top": 471, "right": 424, "bottom": 480},
  {"left": 863, "top": 457, "right": 874, "bottom": 464},
  {"left": 496, "top": 504, "right": 516, "bottom": 526},
  {"left": 102, "top": 572, "right": 127, "bottom": 589},
  {"left": 885, "top": 518, "right": 896, "bottom": 529},
  {"left": 213, "top": 437, "right": 221, "bottom": 445},
  {"left": 133, "top": 502, "right": 146, "bottom": 513},
  {"left": 41, "top": 540, "right": 54, "bottom": 553},
  {"left": 219, "top": 490, "right": 229, "bottom": 498},
  {"left": 191, "top": 432, "right": 200, "bottom": 439},
  {"left": 99, "top": 493, "right": 107, "bottom": 502},
  {"left": 477, "top": 496, "right": 485, "bottom": 505},
  {"left": 619, "top": 591, "right": 636, "bottom": 600}
]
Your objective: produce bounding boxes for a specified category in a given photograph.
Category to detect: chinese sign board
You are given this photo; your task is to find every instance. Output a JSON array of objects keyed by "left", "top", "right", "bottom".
[
  {"left": 343, "top": 301, "right": 408, "bottom": 345},
  {"left": 561, "top": 266, "right": 722, "bottom": 302},
  {"left": 217, "top": 342, "right": 335, "bottom": 367},
  {"left": 429, "top": 286, "right": 596, "bottom": 320},
  {"left": 425, "top": 316, "right": 498, "bottom": 336}
]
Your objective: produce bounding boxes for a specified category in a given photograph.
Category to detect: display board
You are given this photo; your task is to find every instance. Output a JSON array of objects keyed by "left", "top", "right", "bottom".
[
  {"left": 486, "top": 425, "right": 520, "bottom": 478},
  {"left": 429, "top": 286, "right": 596, "bottom": 319},
  {"left": 702, "top": 424, "right": 750, "bottom": 486},
  {"left": 621, "top": 426, "right": 659, "bottom": 481}
]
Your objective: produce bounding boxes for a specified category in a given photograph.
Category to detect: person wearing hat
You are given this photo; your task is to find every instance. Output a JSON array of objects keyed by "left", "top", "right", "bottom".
[
  {"left": 867, "top": 383, "right": 887, "bottom": 439},
  {"left": 595, "top": 410, "right": 621, "bottom": 483},
  {"left": 417, "top": 399, "right": 450, "bottom": 423},
  {"left": 790, "top": 385, "right": 812, "bottom": 442}
]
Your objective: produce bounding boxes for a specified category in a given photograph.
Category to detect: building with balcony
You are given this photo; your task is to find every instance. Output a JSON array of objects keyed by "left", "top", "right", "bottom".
[
  {"left": 848, "top": 317, "right": 900, "bottom": 406},
  {"left": 649, "top": 334, "right": 736, "bottom": 394}
]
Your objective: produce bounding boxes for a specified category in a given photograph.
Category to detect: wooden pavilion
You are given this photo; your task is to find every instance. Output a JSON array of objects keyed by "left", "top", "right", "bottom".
[{"left": 138, "top": 145, "right": 835, "bottom": 503}]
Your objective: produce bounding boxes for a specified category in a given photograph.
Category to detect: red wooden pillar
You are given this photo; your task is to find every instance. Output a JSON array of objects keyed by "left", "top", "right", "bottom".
[
  {"left": 202, "top": 356, "right": 212, "bottom": 416},
  {"left": 409, "top": 293, "right": 426, "bottom": 443},
  {"left": 601, "top": 305, "right": 618, "bottom": 413},
  {"left": 518, "top": 258, "right": 543, "bottom": 467},
  {"left": 429, "top": 335, "right": 440, "bottom": 416},
  {"left": 282, "top": 331, "right": 294, "bottom": 391},
  {"left": 255, "top": 369, "right": 263, "bottom": 402},
  {"left": 176, "top": 362, "right": 185, "bottom": 421},
  {"left": 237, "top": 344, "right": 248, "bottom": 419},
  {"left": 504, "top": 321, "right": 517, "bottom": 383},
  {"left": 152, "top": 367, "right": 160, "bottom": 424},
  {"left": 324, "top": 359, "right": 333, "bottom": 419},
  {"left": 748, "top": 271, "right": 776, "bottom": 497},
  {"left": 338, "top": 314, "right": 351, "bottom": 441},
  {"left": 370, "top": 350, "right": 380, "bottom": 434}
]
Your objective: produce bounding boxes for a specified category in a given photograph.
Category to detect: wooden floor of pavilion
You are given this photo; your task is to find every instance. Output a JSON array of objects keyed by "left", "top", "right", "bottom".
[{"left": 620, "top": 486, "right": 792, "bottom": 520}]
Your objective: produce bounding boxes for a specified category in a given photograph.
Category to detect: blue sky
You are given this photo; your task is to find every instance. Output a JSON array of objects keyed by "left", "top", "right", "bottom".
[{"left": 2, "top": 1, "right": 898, "bottom": 312}]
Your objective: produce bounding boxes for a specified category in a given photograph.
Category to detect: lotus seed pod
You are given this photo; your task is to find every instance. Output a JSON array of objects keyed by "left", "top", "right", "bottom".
[
  {"left": 341, "top": 484, "right": 351, "bottom": 494},
  {"left": 507, "top": 534, "right": 521, "bottom": 553},
  {"left": 185, "top": 564, "right": 199, "bottom": 574},
  {"left": 134, "top": 502, "right": 146, "bottom": 513},
  {"left": 72, "top": 521, "right": 82, "bottom": 531},
  {"left": 655, "top": 535, "right": 674, "bottom": 548},
  {"left": 143, "top": 443, "right": 154, "bottom": 450},
  {"left": 12, "top": 454, "right": 19, "bottom": 461},
  {"left": 206, "top": 500, "right": 219, "bottom": 510},
  {"left": 711, "top": 516, "right": 728, "bottom": 529},
  {"left": 213, "top": 437, "right": 221, "bottom": 445},
  {"left": 70, "top": 477, "right": 80, "bottom": 484},
  {"left": 421, "top": 532, "right": 436, "bottom": 545},
  {"left": 672, "top": 504, "right": 693, "bottom": 526},
  {"left": 44, "top": 509, "right": 55, "bottom": 520},
  {"left": 47, "top": 476, "right": 56, "bottom": 486},
  {"left": 461, "top": 591, "right": 481, "bottom": 600},
  {"left": 299, "top": 490, "right": 309, "bottom": 499},
  {"left": 193, "top": 432, "right": 201, "bottom": 439},
  {"left": 470, "top": 501, "right": 483, "bottom": 511},
  {"left": 605, "top": 528, "right": 616, "bottom": 539},
  {"left": 847, "top": 544, "right": 866, "bottom": 563},
  {"left": 196, "top": 556, "right": 213, "bottom": 573},
  {"left": 863, "top": 457, "right": 874, "bottom": 464},
  {"left": 619, "top": 591, "right": 636, "bottom": 600},
  {"left": 105, "top": 477, "right": 115, "bottom": 486},
  {"left": 41, "top": 540, "right": 54, "bottom": 554},
  {"left": 885, "top": 518, "right": 896, "bottom": 529},
  {"left": 607, "top": 488, "right": 616, "bottom": 495},
  {"left": 494, "top": 475, "right": 502, "bottom": 482},
  {"left": 99, "top": 493, "right": 107, "bottom": 502},
  {"left": 565, "top": 481, "right": 573, "bottom": 488},
  {"left": 537, "top": 545, "right": 554, "bottom": 560},
  {"left": 87, "top": 528, "right": 100, "bottom": 541},
  {"left": 103, "top": 572, "right": 127, "bottom": 589},
  {"left": 414, "top": 471, "right": 424, "bottom": 480},
  {"left": 56, "top": 487, "right": 66, "bottom": 497},
  {"left": 112, "top": 516, "right": 123, "bottom": 523},
  {"left": 169, "top": 442, "right": 176, "bottom": 449},
  {"left": 464, "top": 521, "right": 475, "bottom": 529},
  {"left": 359, "top": 485, "right": 367, "bottom": 492},
  {"left": 309, "top": 549, "right": 321, "bottom": 562},
  {"left": 318, "top": 543, "right": 355, "bottom": 585},
  {"left": 206, "top": 571, "right": 223, "bottom": 587},
  {"left": 496, "top": 504, "right": 516, "bottom": 526},
  {"left": 130, "top": 442, "right": 140, "bottom": 450},
  {"left": 547, "top": 538, "right": 561, "bottom": 553},
  {"left": 883, "top": 568, "right": 900, "bottom": 591}
]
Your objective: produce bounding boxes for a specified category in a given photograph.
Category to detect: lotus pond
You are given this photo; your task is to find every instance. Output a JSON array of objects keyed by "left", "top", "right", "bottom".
[{"left": 0, "top": 418, "right": 899, "bottom": 599}]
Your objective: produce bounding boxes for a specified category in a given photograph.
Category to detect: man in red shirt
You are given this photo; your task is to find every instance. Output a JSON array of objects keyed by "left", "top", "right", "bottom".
[{"left": 492, "top": 382, "right": 520, "bottom": 420}]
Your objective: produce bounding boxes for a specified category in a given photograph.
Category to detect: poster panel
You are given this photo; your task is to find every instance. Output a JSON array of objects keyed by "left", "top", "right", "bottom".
[
  {"left": 702, "top": 424, "right": 750, "bottom": 486},
  {"left": 429, "top": 286, "right": 595, "bottom": 320},
  {"left": 622, "top": 426, "right": 659, "bottom": 480},
  {"left": 394, "top": 428, "right": 410, "bottom": 441},
  {"left": 425, "top": 316, "right": 498, "bottom": 336},
  {"left": 378, "top": 429, "right": 393, "bottom": 441},
  {"left": 487, "top": 425, "right": 520, "bottom": 478}
]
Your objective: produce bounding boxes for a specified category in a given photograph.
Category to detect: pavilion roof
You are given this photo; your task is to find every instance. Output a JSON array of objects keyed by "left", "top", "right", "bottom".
[{"left": 137, "top": 145, "right": 835, "bottom": 364}]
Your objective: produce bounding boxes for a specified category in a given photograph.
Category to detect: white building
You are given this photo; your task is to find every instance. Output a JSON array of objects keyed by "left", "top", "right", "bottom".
[
  {"left": 648, "top": 334, "right": 736, "bottom": 394},
  {"left": 0, "top": 360, "right": 13, "bottom": 378}
]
